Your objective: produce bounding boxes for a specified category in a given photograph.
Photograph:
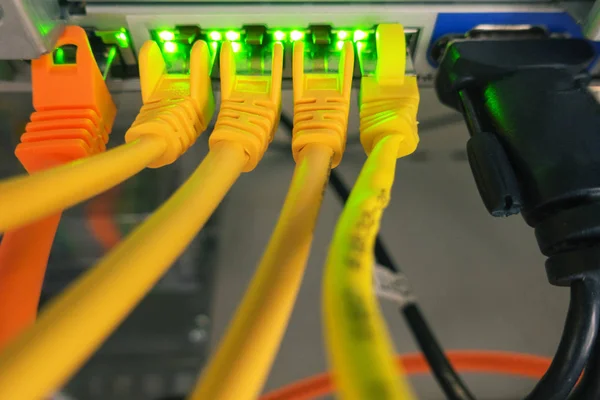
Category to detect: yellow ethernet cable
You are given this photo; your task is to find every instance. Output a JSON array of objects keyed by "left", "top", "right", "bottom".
[
  {"left": 0, "top": 41, "right": 296, "bottom": 400},
  {"left": 0, "top": 40, "right": 214, "bottom": 233},
  {"left": 189, "top": 40, "right": 354, "bottom": 400},
  {"left": 323, "top": 24, "right": 419, "bottom": 400}
]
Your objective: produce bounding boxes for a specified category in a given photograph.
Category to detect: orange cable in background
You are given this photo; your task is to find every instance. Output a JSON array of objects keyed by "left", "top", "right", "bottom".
[
  {"left": 0, "top": 26, "right": 116, "bottom": 349},
  {"left": 260, "top": 351, "right": 553, "bottom": 400},
  {"left": 0, "top": 215, "right": 62, "bottom": 347},
  {"left": 85, "top": 187, "right": 122, "bottom": 251}
]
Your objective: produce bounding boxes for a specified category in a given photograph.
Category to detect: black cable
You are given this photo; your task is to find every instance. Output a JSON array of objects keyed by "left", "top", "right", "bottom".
[
  {"left": 525, "top": 278, "right": 600, "bottom": 400},
  {"left": 570, "top": 326, "right": 600, "bottom": 400},
  {"left": 559, "top": 276, "right": 600, "bottom": 400},
  {"left": 402, "top": 304, "right": 476, "bottom": 399},
  {"left": 280, "top": 112, "right": 476, "bottom": 400}
]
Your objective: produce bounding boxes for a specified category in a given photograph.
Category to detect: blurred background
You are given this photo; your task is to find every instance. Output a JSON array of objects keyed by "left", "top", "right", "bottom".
[{"left": 0, "top": 87, "right": 567, "bottom": 400}]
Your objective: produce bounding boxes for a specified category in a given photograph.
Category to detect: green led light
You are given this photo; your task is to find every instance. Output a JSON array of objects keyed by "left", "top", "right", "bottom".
[
  {"left": 353, "top": 30, "right": 368, "bottom": 42},
  {"left": 209, "top": 31, "right": 222, "bottom": 41},
  {"left": 226, "top": 31, "right": 240, "bottom": 41},
  {"left": 336, "top": 41, "right": 345, "bottom": 50},
  {"left": 231, "top": 42, "right": 241, "bottom": 53},
  {"left": 115, "top": 30, "right": 129, "bottom": 48},
  {"left": 158, "top": 30, "right": 175, "bottom": 41},
  {"left": 274, "top": 30, "right": 286, "bottom": 41},
  {"left": 55, "top": 48, "right": 65, "bottom": 64},
  {"left": 163, "top": 41, "right": 178, "bottom": 53},
  {"left": 210, "top": 42, "right": 219, "bottom": 50},
  {"left": 337, "top": 30, "right": 349, "bottom": 40},
  {"left": 290, "top": 30, "right": 304, "bottom": 41}
]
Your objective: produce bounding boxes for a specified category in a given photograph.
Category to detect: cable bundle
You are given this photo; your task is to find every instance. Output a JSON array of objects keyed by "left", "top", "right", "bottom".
[
  {"left": 0, "top": 26, "right": 117, "bottom": 351},
  {"left": 0, "top": 21, "right": 592, "bottom": 400}
]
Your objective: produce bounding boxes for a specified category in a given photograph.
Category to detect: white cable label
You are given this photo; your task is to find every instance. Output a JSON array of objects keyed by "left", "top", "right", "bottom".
[{"left": 373, "top": 264, "right": 416, "bottom": 308}]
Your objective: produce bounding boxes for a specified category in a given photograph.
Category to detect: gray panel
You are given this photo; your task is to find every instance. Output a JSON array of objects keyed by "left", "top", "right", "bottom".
[
  {"left": 0, "top": 0, "right": 64, "bottom": 59},
  {"left": 67, "top": 3, "right": 570, "bottom": 84}
]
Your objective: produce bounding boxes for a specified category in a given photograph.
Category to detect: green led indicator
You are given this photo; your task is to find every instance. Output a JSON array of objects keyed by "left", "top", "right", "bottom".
[
  {"left": 274, "top": 31, "right": 286, "bottom": 42},
  {"left": 158, "top": 30, "right": 175, "bottom": 41},
  {"left": 115, "top": 30, "right": 129, "bottom": 48},
  {"left": 55, "top": 48, "right": 65, "bottom": 64},
  {"left": 231, "top": 42, "right": 241, "bottom": 53},
  {"left": 210, "top": 42, "right": 219, "bottom": 50},
  {"left": 163, "top": 41, "right": 178, "bottom": 53},
  {"left": 353, "top": 30, "right": 368, "bottom": 42},
  {"left": 336, "top": 41, "right": 345, "bottom": 50},
  {"left": 209, "top": 31, "right": 222, "bottom": 41},
  {"left": 226, "top": 31, "right": 240, "bottom": 41},
  {"left": 337, "top": 31, "right": 349, "bottom": 40},
  {"left": 290, "top": 30, "right": 304, "bottom": 41}
]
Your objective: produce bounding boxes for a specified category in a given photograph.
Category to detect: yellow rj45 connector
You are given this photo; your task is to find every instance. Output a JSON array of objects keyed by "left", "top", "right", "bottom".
[{"left": 359, "top": 24, "right": 419, "bottom": 158}]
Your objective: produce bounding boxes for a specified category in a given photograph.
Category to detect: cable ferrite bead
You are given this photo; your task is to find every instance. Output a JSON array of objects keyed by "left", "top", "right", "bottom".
[
  {"left": 210, "top": 41, "right": 284, "bottom": 172},
  {"left": 125, "top": 40, "right": 215, "bottom": 168},
  {"left": 359, "top": 24, "right": 419, "bottom": 158},
  {"left": 16, "top": 26, "right": 116, "bottom": 173},
  {"left": 291, "top": 41, "right": 354, "bottom": 168}
]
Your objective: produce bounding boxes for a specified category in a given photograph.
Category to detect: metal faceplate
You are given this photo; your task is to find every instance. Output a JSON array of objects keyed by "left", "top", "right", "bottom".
[{"left": 0, "top": 0, "right": 63, "bottom": 59}]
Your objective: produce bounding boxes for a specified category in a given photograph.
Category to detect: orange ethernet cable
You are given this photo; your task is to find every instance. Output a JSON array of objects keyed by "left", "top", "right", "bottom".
[
  {"left": 260, "top": 351, "right": 553, "bottom": 400},
  {"left": 323, "top": 24, "right": 420, "bottom": 400},
  {"left": 0, "top": 38, "right": 214, "bottom": 233},
  {"left": 0, "top": 40, "right": 282, "bottom": 400},
  {"left": 0, "top": 26, "right": 116, "bottom": 349},
  {"left": 189, "top": 40, "right": 354, "bottom": 400}
]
